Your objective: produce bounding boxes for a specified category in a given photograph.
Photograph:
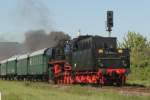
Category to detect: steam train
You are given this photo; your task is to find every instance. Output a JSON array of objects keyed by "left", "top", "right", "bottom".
[{"left": 0, "top": 35, "right": 130, "bottom": 86}]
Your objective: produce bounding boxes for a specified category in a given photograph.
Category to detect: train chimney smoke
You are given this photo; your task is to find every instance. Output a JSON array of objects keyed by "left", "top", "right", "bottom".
[{"left": 24, "top": 30, "right": 70, "bottom": 52}]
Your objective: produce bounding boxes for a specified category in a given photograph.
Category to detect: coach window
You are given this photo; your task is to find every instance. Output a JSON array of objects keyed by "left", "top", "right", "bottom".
[
  {"left": 39, "top": 56, "right": 41, "bottom": 64},
  {"left": 33, "top": 57, "right": 35, "bottom": 65},
  {"left": 34, "top": 56, "right": 37, "bottom": 64},
  {"left": 34, "top": 57, "right": 36, "bottom": 65},
  {"left": 37, "top": 56, "right": 39, "bottom": 64}
]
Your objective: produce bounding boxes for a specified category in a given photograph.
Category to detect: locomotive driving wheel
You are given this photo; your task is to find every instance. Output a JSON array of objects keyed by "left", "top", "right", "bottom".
[{"left": 116, "top": 75, "right": 126, "bottom": 86}]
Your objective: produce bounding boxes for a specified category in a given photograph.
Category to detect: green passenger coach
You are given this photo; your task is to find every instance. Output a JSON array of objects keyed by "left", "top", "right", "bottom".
[
  {"left": 7, "top": 56, "right": 18, "bottom": 78},
  {"left": 0, "top": 60, "right": 7, "bottom": 78},
  {"left": 17, "top": 54, "right": 29, "bottom": 78},
  {"left": 28, "top": 48, "right": 53, "bottom": 80}
]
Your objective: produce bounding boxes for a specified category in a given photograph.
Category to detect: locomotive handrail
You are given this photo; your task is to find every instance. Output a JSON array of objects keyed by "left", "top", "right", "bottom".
[{"left": 97, "top": 58, "right": 121, "bottom": 60}]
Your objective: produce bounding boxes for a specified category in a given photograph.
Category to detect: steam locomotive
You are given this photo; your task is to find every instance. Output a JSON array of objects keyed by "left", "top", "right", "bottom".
[
  {"left": 49, "top": 35, "right": 130, "bottom": 86},
  {"left": 0, "top": 35, "right": 130, "bottom": 86}
]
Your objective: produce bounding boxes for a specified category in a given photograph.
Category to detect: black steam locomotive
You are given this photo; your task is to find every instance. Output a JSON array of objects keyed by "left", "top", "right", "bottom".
[{"left": 47, "top": 35, "right": 130, "bottom": 86}]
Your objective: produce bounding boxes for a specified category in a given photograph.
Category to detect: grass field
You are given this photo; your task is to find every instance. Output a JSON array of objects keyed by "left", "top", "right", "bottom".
[{"left": 0, "top": 81, "right": 149, "bottom": 100}]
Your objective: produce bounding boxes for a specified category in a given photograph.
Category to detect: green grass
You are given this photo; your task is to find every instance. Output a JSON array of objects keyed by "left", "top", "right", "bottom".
[{"left": 0, "top": 81, "right": 149, "bottom": 100}]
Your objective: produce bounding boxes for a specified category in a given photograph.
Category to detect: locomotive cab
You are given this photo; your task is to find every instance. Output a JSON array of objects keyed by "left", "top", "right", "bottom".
[
  {"left": 65, "top": 35, "right": 130, "bottom": 85},
  {"left": 48, "top": 35, "right": 130, "bottom": 85}
]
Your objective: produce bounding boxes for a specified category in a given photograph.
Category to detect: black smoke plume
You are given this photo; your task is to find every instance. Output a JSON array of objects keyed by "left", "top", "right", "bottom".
[
  {"left": 24, "top": 30, "right": 70, "bottom": 52},
  {"left": 0, "top": 0, "right": 70, "bottom": 60}
]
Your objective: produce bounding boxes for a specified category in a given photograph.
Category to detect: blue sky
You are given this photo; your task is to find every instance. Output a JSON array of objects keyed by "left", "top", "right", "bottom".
[{"left": 0, "top": 0, "right": 149, "bottom": 42}]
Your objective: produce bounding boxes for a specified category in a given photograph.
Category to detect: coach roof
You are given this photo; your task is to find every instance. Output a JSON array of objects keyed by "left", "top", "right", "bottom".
[
  {"left": 17, "top": 54, "right": 29, "bottom": 60},
  {"left": 0, "top": 59, "right": 7, "bottom": 63},
  {"left": 8, "top": 55, "right": 19, "bottom": 61},
  {"left": 29, "top": 48, "right": 48, "bottom": 57}
]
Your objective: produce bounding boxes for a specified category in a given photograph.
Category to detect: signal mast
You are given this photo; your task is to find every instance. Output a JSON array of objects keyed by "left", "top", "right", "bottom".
[{"left": 106, "top": 11, "right": 113, "bottom": 37}]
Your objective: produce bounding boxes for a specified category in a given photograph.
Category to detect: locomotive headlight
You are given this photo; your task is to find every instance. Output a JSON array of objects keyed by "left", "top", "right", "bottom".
[
  {"left": 98, "top": 49, "right": 104, "bottom": 53},
  {"left": 118, "top": 49, "right": 123, "bottom": 53}
]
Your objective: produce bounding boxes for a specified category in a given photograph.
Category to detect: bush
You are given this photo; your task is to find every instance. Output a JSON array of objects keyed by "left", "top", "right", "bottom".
[{"left": 120, "top": 31, "right": 150, "bottom": 68}]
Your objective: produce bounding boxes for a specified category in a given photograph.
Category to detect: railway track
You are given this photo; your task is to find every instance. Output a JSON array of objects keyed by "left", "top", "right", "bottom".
[
  {"left": 53, "top": 83, "right": 150, "bottom": 96},
  {"left": 101, "top": 86, "right": 150, "bottom": 96}
]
